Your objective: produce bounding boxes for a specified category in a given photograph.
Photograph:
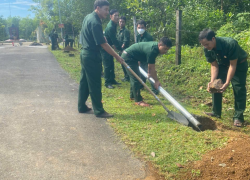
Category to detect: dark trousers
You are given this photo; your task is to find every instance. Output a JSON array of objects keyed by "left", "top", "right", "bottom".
[
  {"left": 121, "top": 64, "right": 130, "bottom": 80},
  {"left": 213, "top": 62, "right": 248, "bottom": 122},
  {"left": 78, "top": 50, "right": 105, "bottom": 115},
  {"left": 65, "top": 39, "right": 74, "bottom": 47},
  {"left": 101, "top": 50, "right": 115, "bottom": 86},
  {"left": 51, "top": 39, "right": 57, "bottom": 50},
  {"left": 119, "top": 52, "right": 129, "bottom": 80},
  {"left": 140, "top": 61, "right": 158, "bottom": 94},
  {"left": 122, "top": 54, "right": 143, "bottom": 102}
]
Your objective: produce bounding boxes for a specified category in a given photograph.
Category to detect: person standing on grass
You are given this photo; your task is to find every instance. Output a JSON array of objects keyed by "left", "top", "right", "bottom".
[
  {"left": 50, "top": 29, "right": 58, "bottom": 50},
  {"left": 101, "top": 9, "right": 122, "bottom": 89},
  {"left": 136, "top": 20, "right": 159, "bottom": 95},
  {"left": 199, "top": 29, "right": 248, "bottom": 127},
  {"left": 121, "top": 37, "right": 172, "bottom": 107},
  {"left": 117, "top": 16, "right": 131, "bottom": 82},
  {"left": 78, "top": 0, "right": 124, "bottom": 118}
]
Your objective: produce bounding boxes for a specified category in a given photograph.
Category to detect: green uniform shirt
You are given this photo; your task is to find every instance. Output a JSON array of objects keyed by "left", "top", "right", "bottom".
[
  {"left": 124, "top": 42, "right": 159, "bottom": 64},
  {"left": 117, "top": 27, "right": 130, "bottom": 50},
  {"left": 204, "top": 37, "right": 248, "bottom": 66},
  {"left": 136, "top": 31, "right": 153, "bottom": 42},
  {"left": 80, "top": 11, "right": 106, "bottom": 52},
  {"left": 104, "top": 20, "right": 122, "bottom": 51}
]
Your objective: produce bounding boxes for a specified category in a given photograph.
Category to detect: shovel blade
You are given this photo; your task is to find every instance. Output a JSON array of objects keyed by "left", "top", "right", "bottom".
[{"left": 167, "top": 111, "right": 189, "bottom": 126}]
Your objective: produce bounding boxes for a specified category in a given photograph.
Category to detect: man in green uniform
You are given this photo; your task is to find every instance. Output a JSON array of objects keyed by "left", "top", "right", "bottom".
[
  {"left": 50, "top": 29, "right": 58, "bottom": 50},
  {"left": 199, "top": 29, "right": 248, "bottom": 127},
  {"left": 136, "top": 20, "right": 153, "bottom": 43},
  {"left": 101, "top": 9, "right": 122, "bottom": 89},
  {"left": 78, "top": 0, "right": 124, "bottom": 118},
  {"left": 121, "top": 37, "right": 172, "bottom": 106},
  {"left": 117, "top": 16, "right": 130, "bottom": 82},
  {"left": 136, "top": 20, "right": 159, "bottom": 95}
]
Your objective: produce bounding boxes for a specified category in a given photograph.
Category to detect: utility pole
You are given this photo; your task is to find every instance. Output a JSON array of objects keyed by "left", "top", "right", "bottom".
[
  {"left": 133, "top": 16, "right": 137, "bottom": 43},
  {"left": 57, "top": 0, "right": 63, "bottom": 39},
  {"left": 9, "top": 0, "right": 11, "bottom": 17}
]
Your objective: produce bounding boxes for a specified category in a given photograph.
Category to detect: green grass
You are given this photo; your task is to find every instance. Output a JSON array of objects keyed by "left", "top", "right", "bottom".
[{"left": 50, "top": 45, "right": 249, "bottom": 179}]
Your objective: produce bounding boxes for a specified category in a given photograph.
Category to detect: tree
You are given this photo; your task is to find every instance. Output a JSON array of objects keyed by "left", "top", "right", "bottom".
[{"left": 30, "top": 0, "right": 250, "bottom": 46}]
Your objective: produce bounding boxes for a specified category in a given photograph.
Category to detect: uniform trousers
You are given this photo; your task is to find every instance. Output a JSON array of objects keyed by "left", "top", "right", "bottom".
[
  {"left": 139, "top": 61, "right": 159, "bottom": 94},
  {"left": 51, "top": 39, "right": 57, "bottom": 50},
  {"left": 119, "top": 52, "right": 130, "bottom": 80},
  {"left": 213, "top": 61, "right": 248, "bottom": 122},
  {"left": 101, "top": 50, "right": 116, "bottom": 86},
  {"left": 78, "top": 49, "right": 105, "bottom": 115},
  {"left": 122, "top": 53, "right": 143, "bottom": 102}
]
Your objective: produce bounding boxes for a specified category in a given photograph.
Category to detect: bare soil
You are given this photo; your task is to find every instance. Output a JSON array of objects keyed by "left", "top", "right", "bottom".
[
  {"left": 176, "top": 124, "right": 250, "bottom": 180},
  {"left": 139, "top": 116, "right": 250, "bottom": 180}
]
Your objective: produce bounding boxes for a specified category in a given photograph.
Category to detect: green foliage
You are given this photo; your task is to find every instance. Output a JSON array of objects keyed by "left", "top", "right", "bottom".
[
  {"left": 19, "top": 17, "right": 39, "bottom": 40},
  {"left": 31, "top": 0, "right": 94, "bottom": 37},
  {"left": 0, "top": 16, "right": 38, "bottom": 40},
  {"left": 234, "top": 30, "right": 250, "bottom": 52},
  {"left": 27, "top": 0, "right": 250, "bottom": 46},
  {"left": 216, "top": 22, "right": 237, "bottom": 37},
  {"left": 181, "top": 5, "right": 225, "bottom": 45},
  {"left": 217, "top": 12, "right": 250, "bottom": 52},
  {"left": 156, "top": 45, "right": 211, "bottom": 101},
  {"left": 0, "top": 16, "right": 8, "bottom": 41}
]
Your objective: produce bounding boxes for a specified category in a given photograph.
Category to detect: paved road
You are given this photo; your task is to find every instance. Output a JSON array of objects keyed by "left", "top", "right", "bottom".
[{"left": 0, "top": 44, "right": 145, "bottom": 180}]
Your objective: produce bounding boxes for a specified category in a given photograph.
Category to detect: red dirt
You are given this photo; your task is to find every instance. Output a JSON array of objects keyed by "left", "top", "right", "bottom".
[{"left": 177, "top": 133, "right": 250, "bottom": 180}]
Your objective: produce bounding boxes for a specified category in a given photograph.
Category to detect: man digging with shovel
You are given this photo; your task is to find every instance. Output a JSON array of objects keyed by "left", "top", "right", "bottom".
[{"left": 121, "top": 37, "right": 172, "bottom": 107}]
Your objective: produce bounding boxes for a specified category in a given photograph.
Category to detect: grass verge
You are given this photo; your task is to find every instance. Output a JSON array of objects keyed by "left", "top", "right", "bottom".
[{"left": 50, "top": 45, "right": 250, "bottom": 179}]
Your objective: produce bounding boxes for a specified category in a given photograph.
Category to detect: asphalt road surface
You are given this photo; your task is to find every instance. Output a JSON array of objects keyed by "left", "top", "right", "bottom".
[{"left": 0, "top": 43, "right": 145, "bottom": 180}]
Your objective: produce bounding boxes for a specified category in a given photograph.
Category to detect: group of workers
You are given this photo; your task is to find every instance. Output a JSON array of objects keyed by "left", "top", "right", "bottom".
[
  {"left": 78, "top": 0, "right": 248, "bottom": 127},
  {"left": 50, "top": 30, "right": 75, "bottom": 50}
]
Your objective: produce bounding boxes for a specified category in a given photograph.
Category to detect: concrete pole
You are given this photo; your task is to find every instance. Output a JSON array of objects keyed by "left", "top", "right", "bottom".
[
  {"left": 57, "top": 0, "right": 63, "bottom": 39},
  {"left": 175, "top": 10, "right": 182, "bottom": 65},
  {"left": 133, "top": 16, "right": 137, "bottom": 43},
  {"left": 139, "top": 67, "right": 201, "bottom": 129}
]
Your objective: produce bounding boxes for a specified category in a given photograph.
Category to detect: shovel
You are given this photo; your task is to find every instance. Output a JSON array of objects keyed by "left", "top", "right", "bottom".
[{"left": 122, "top": 61, "right": 189, "bottom": 126}]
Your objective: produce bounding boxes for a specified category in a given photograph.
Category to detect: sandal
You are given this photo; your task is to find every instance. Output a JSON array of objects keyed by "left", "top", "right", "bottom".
[
  {"left": 233, "top": 119, "right": 242, "bottom": 127},
  {"left": 135, "top": 101, "right": 150, "bottom": 107}
]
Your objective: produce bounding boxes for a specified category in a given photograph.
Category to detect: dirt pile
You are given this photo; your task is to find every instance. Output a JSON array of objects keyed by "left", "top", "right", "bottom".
[
  {"left": 29, "top": 42, "right": 43, "bottom": 46},
  {"left": 63, "top": 46, "right": 76, "bottom": 51},
  {"left": 177, "top": 135, "right": 250, "bottom": 180}
]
